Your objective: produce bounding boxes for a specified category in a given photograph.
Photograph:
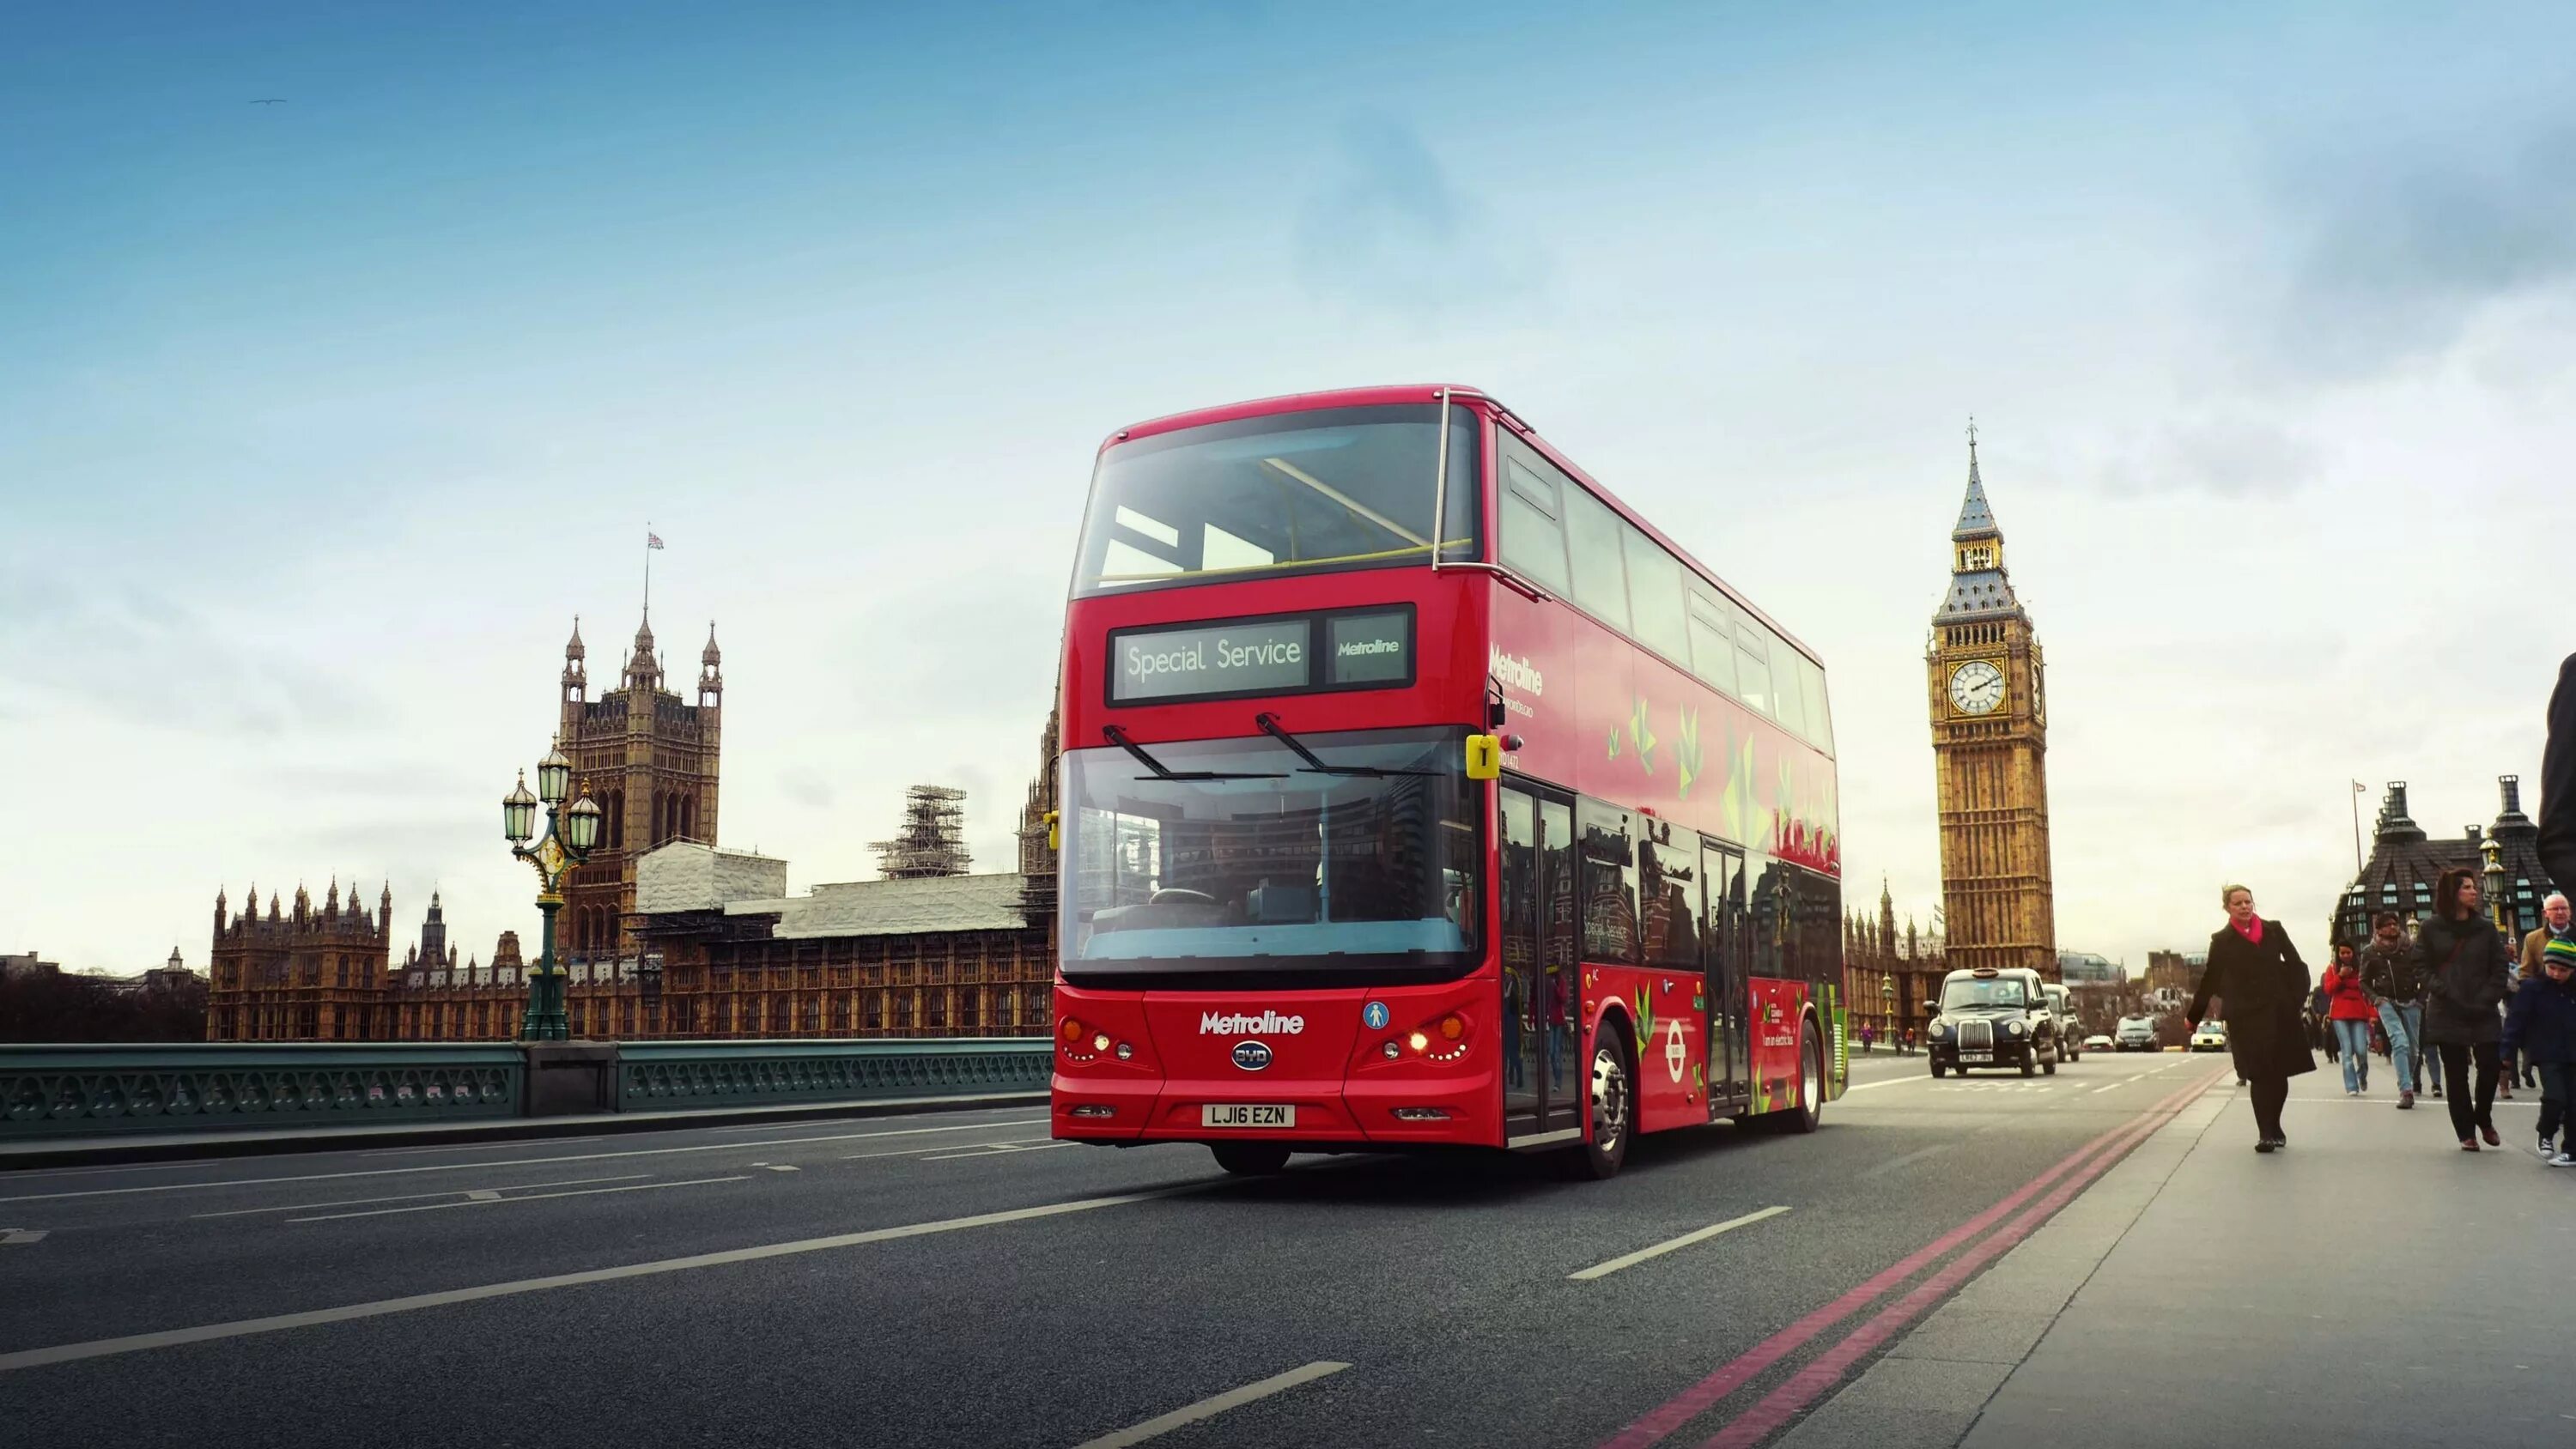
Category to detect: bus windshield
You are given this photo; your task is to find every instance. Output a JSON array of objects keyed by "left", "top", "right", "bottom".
[
  {"left": 1072, "top": 404, "right": 1479, "bottom": 596},
  {"left": 1059, "top": 725, "right": 1479, "bottom": 977}
]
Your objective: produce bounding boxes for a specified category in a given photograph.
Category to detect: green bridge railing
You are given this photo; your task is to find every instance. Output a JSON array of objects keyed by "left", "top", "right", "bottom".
[
  {"left": 0, "top": 1039, "right": 1051, "bottom": 1140},
  {"left": 617, "top": 1040, "right": 1051, "bottom": 1111}
]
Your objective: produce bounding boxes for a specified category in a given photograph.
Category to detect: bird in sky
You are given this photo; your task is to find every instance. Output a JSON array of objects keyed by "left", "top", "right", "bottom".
[{"left": 250, "top": 98, "right": 286, "bottom": 105}]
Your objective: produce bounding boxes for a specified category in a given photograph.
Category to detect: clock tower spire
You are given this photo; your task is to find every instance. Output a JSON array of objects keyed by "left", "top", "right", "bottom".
[{"left": 1926, "top": 422, "right": 2057, "bottom": 980}]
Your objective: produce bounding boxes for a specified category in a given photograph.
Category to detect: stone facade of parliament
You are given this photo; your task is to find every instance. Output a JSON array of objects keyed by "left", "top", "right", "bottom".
[
  {"left": 1925, "top": 433, "right": 2058, "bottom": 979},
  {"left": 1841, "top": 881, "right": 1947, "bottom": 1044},
  {"left": 206, "top": 610, "right": 1061, "bottom": 1043}
]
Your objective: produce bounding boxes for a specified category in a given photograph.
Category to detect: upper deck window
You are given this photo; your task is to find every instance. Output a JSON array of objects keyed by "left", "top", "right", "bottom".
[{"left": 1072, "top": 404, "right": 1479, "bottom": 597}]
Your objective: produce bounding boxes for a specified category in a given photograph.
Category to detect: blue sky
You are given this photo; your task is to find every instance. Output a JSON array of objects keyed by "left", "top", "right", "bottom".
[{"left": 6, "top": 2, "right": 2574, "bottom": 975}]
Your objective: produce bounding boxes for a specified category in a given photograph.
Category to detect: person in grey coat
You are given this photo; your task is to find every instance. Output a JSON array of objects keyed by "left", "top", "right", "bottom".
[{"left": 2416, "top": 865, "right": 2515, "bottom": 1150}]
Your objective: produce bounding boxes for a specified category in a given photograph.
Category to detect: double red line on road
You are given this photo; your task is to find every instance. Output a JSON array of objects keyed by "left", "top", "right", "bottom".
[{"left": 1600, "top": 1067, "right": 2230, "bottom": 1449}]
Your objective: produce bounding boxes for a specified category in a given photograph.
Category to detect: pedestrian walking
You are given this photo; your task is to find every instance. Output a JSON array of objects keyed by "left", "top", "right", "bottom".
[
  {"left": 2545, "top": 654, "right": 2576, "bottom": 900},
  {"left": 2513, "top": 893, "right": 2571, "bottom": 1090},
  {"left": 2503, "top": 936, "right": 2576, "bottom": 1165},
  {"left": 2188, "top": 884, "right": 2314, "bottom": 1152},
  {"left": 2321, "top": 942, "right": 2374, "bottom": 1094},
  {"left": 2418, "top": 865, "right": 2514, "bottom": 1150},
  {"left": 2360, "top": 912, "right": 2433, "bottom": 1109}
]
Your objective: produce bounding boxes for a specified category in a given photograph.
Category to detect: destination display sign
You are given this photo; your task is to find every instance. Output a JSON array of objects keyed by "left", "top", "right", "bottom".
[{"left": 1109, "top": 607, "right": 1415, "bottom": 704}]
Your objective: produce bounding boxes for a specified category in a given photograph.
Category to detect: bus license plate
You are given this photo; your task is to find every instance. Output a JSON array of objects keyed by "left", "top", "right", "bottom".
[
  {"left": 1961, "top": 1052, "right": 1992, "bottom": 1063},
  {"left": 1202, "top": 1104, "right": 1294, "bottom": 1128}
]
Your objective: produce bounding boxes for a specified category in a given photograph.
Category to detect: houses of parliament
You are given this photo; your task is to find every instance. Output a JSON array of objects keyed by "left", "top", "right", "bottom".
[{"left": 205, "top": 610, "right": 1061, "bottom": 1044}]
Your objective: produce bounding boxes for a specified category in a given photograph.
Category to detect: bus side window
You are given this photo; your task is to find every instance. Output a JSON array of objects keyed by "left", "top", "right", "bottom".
[
  {"left": 1498, "top": 452, "right": 1572, "bottom": 595},
  {"left": 1732, "top": 621, "right": 1774, "bottom": 718},
  {"left": 1621, "top": 523, "right": 1692, "bottom": 672},
  {"left": 1686, "top": 586, "right": 1739, "bottom": 698},
  {"left": 1576, "top": 798, "right": 1638, "bottom": 965},
  {"left": 1798, "top": 655, "right": 1833, "bottom": 755},
  {"left": 1767, "top": 629, "right": 1808, "bottom": 738},
  {"left": 1559, "top": 483, "right": 1631, "bottom": 634},
  {"left": 1639, "top": 821, "right": 1702, "bottom": 971}
]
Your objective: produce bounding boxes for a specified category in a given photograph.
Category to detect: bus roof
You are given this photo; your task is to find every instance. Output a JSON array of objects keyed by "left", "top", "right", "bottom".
[{"left": 1103, "top": 384, "right": 1822, "bottom": 669}]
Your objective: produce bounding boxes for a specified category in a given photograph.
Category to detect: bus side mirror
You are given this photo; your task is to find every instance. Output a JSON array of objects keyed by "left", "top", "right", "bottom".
[
  {"left": 1044, "top": 809, "right": 1060, "bottom": 852},
  {"left": 1465, "top": 734, "right": 1503, "bottom": 780}
]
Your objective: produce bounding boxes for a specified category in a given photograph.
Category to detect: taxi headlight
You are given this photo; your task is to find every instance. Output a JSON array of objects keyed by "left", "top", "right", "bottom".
[
  {"left": 2007, "top": 1019, "right": 2027, "bottom": 1036},
  {"left": 1929, "top": 1022, "right": 1952, "bottom": 1039}
]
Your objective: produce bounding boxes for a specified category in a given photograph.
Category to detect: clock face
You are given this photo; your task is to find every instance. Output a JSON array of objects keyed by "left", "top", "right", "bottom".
[{"left": 1949, "top": 660, "right": 2005, "bottom": 715}]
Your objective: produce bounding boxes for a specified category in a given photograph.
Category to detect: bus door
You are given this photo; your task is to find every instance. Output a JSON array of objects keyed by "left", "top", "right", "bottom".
[
  {"left": 1500, "top": 780, "right": 1584, "bottom": 1144},
  {"left": 1701, "top": 840, "right": 1750, "bottom": 1119}
]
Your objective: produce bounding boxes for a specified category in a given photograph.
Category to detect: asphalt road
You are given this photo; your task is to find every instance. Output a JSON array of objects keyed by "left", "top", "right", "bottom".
[{"left": 0, "top": 1047, "right": 2220, "bottom": 1449}]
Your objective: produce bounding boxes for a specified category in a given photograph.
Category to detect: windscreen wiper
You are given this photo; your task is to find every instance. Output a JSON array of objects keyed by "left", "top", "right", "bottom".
[
  {"left": 1254, "top": 712, "right": 1438, "bottom": 778},
  {"left": 1103, "top": 724, "right": 1284, "bottom": 782}
]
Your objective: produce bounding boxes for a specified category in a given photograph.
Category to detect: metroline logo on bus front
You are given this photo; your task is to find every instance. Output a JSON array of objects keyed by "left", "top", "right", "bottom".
[{"left": 1200, "top": 1010, "right": 1305, "bottom": 1035}]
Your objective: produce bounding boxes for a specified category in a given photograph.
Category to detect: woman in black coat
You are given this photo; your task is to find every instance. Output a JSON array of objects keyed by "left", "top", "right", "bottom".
[
  {"left": 2416, "top": 865, "right": 2515, "bottom": 1149},
  {"left": 2189, "top": 884, "right": 2316, "bottom": 1151}
]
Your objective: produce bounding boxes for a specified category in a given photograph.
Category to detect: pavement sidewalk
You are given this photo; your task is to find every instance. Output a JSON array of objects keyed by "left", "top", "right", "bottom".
[
  {"left": 0, "top": 1089, "right": 1044, "bottom": 1170},
  {"left": 1783, "top": 1069, "right": 2576, "bottom": 1449}
]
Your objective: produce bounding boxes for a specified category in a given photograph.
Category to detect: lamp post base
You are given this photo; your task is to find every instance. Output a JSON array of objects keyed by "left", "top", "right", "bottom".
[{"left": 519, "top": 898, "right": 572, "bottom": 1042}]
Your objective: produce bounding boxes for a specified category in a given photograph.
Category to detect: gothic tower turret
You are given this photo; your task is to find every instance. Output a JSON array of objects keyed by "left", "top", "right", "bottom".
[{"left": 556, "top": 594, "right": 722, "bottom": 962}]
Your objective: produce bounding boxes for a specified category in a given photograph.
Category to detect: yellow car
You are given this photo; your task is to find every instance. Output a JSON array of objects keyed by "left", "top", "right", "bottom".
[{"left": 2189, "top": 1022, "right": 2230, "bottom": 1052}]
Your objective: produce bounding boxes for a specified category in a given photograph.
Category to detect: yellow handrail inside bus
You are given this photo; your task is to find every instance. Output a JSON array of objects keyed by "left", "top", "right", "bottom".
[{"left": 1256, "top": 457, "right": 1427, "bottom": 548}]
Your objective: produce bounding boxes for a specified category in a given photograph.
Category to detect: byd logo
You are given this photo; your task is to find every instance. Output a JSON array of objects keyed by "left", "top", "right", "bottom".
[
  {"left": 1231, "top": 1041, "right": 1273, "bottom": 1071},
  {"left": 1199, "top": 1010, "right": 1305, "bottom": 1035}
]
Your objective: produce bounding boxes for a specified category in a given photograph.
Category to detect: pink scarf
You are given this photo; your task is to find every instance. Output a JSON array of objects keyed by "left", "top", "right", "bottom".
[{"left": 2231, "top": 916, "right": 2263, "bottom": 944}]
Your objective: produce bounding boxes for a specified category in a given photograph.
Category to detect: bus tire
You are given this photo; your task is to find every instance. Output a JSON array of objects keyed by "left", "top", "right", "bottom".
[
  {"left": 1778, "top": 1019, "right": 1823, "bottom": 1134},
  {"left": 1564, "top": 1020, "right": 1634, "bottom": 1180},
  {"left": 1210, "top": 1143, "right": 1291, "bottom": 1176}
]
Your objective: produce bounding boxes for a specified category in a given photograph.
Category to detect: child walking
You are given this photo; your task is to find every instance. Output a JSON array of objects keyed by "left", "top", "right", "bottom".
[{"left": 2502, "top": 936, "right": 2576, "bottom": 1164}]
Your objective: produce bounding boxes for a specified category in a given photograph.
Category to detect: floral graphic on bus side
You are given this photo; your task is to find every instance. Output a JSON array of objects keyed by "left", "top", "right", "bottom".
[
  {"left": 1627, "top": 696, "right": 1657, "bottom": 773},
  {"left": 1675, "top": 707, "right": 1703, "bottom": 797}
]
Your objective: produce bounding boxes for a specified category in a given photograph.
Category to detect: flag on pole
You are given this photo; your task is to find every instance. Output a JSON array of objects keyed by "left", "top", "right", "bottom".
[{"left": 648, "top": 533, "right": 665, "bottom": 549}]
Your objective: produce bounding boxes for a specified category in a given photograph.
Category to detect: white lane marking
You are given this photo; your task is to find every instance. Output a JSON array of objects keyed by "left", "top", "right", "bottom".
[
  {"left": 193, "top": 1176, "right": 650, "bottom": 1218},
  {"left": 1568, "top": 1205, "right": 1792, "bottom": 1282},
  {"left": 2, "top": 1228, "right": 47, "bottom": 1246},
  {"left": 358, "top": 1136, "right": 610, "bottom": 1157},
  {"left": 1856, "top": 1144, "right": 1952, "bottom": 1180},
  {"left": 758, "top": 1164, "right": 799, "bottom": 1173},
  {"left": 1070, "top": 1361, "right": 1353, "bottom": 1449},
  {"left": 920, "top": 1141, "right": 1077, "bottom": 1162},
  {"left": 1842, "top": 1076, "right": 1933, "bottom": 1094},
  {"left": 464, "top": 1191, "right": 503, "bottom": 1202},
  {"left": 0, "top": 1119, "right": 1051, "bottom": 1204},
  {"left": 840, "top": 1137, "right": 1055, "bottom": 1161},
  {"left": 0, "top": 1184, "right": 1201, "bottom": 1372},
  {"left": 288, "top": 1174, "right": 750, "bottom": 1222}
]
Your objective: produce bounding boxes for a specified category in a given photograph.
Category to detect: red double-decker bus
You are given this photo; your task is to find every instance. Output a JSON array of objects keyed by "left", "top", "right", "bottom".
[{"left": 1048, "top": 385, "right": 1843, "bottom": 1179}]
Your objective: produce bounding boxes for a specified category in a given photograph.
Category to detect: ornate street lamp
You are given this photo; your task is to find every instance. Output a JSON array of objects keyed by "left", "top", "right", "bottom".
[
  {"left": 503, "top": 742, "right": 603, "bottom": 1041},
  {"left": 2481, "top": 836, "right": 2509, "bottom": 934}
]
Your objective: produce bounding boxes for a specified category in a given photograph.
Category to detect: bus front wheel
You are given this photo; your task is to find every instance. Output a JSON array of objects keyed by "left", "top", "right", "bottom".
[
  {"left": 1210, "top": 1143, "right": 1291, "bottom": 1176},
  {"left": 1563, "top": 1022, "right": 1634, "bottom": 1181},
  {"left": 1777, "top": 1020, "right": 1824, "bottom": 1134}
]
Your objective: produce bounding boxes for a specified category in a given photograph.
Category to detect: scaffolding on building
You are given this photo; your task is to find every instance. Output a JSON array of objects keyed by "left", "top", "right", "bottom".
[{"left": 873, "top": 785, "right": 972, "bottom": 879}]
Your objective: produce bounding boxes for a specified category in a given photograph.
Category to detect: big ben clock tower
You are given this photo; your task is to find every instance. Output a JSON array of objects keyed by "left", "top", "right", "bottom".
[{"left": 1927, "top": 424, "right": 2057, "bottom": 979}]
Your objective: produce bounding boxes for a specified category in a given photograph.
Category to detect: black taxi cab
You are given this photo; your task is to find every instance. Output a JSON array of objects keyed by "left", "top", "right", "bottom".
[{"left": 1926, "top": 966, "right": 2058, "bottom": 1077}]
